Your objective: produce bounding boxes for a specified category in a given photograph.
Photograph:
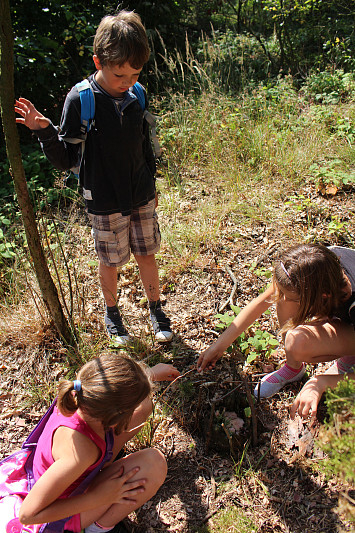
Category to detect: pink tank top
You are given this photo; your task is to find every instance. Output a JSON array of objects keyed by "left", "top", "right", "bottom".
[{"left": 32, "top": 406, "right": 107, "bottom": 531}]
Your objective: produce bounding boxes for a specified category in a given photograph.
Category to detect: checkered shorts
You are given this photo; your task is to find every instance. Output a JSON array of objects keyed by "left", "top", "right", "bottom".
[{"left": 88, "top": 199, "right": 161, "bottom": 267}]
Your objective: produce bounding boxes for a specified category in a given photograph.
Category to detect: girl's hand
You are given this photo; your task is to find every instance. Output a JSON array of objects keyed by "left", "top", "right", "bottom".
[
  {"left": 290, "top": 376, "right": 328, "bottom": 420},
  {"left": 15, "top": 98, "right": 50, "bottom": 130},
  {"left": 197, "top": 345, "right": 222, "bottom": 372},
  {"left": 95, "top": 466, "right": 146, "bottom": 505},
  {"left": 150, "top": 363, "right": 180, "bottom": 381}
]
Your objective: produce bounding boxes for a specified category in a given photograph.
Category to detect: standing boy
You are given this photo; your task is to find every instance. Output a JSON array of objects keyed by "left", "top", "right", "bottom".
[{"left": 15, "top": 11, "right": 173, "bottom": 346}]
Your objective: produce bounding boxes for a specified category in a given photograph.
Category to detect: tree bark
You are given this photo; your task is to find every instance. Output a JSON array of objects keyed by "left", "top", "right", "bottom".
[{"left": 0, "top": 0, "right": 77, "bottom": 348}]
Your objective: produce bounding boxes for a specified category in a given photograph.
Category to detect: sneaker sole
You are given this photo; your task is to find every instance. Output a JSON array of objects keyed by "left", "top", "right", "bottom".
[
  {"left": 155, "top": 331, "right": 173, "bottom": 343},
  {"left": 110, "top": 335, "right": 131, "bottom": 347}
]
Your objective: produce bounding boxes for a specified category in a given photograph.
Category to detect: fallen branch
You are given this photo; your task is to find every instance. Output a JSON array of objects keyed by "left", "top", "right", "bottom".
[
  {"left": 242, "top": 375, "right": 258, "bottom": 447},
  {"left": 219, "top": 265, "right": 238, "bottom": 312}
]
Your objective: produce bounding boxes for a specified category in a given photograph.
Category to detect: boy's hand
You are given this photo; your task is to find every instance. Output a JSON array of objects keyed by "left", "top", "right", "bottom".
[
  {"left": 150, "top": 363, "right": 180, "bottom": 381},
  {"left": 197, "top": 345, "right": 222, "bottom": 373},
  {"left": 15, "top": 98, "right": 50, "bottom": 130}
]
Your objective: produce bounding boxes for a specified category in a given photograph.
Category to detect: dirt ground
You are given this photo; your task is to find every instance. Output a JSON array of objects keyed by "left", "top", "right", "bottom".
[{"left": 0, "top": 175, "right": 354, "bottom": 532}]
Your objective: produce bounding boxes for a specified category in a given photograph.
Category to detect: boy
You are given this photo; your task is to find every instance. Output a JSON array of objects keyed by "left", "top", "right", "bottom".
[{"left": 15, "top": 11, "right": 173, "bottom": 346}]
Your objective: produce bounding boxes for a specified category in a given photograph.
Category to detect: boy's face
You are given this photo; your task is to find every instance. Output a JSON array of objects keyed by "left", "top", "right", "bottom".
[{"left": 93, "top": 55, "right": 142, "bottom": 97}]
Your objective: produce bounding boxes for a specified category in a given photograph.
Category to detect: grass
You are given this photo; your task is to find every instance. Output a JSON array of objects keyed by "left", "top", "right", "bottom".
[{"left": 195, "top": 506, "right": 258, "bottom": 532}]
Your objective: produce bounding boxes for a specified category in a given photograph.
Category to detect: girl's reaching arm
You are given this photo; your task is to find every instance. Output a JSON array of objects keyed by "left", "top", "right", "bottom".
[{"left": 197, "top": 283, "right": 275, "bottom": 372}]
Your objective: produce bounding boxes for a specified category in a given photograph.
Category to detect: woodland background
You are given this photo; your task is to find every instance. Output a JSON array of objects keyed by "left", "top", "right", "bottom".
[{"left": 0, "top": 1, "right": 354, "bottom": 531}]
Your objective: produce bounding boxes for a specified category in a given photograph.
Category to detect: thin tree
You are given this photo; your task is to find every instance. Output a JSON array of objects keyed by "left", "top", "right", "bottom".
[{"left": 0, "top": 0, "right": 77, "bottom": 348}]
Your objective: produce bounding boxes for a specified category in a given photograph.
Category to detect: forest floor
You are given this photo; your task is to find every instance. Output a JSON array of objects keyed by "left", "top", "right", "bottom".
[{"left": 0, "top": 168, "right": 354, "bottom": 532}]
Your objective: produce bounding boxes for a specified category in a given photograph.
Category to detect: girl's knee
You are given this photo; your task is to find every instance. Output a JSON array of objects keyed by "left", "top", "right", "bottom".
[
  {"left": 145, "top": 448, "right": 167, "bottom": 485},
  {"left": 284, "top": 328, "right": 309, "bottom": 361},
  {"left": 130, "top": 448, "right": 167, "bottom": 487}
]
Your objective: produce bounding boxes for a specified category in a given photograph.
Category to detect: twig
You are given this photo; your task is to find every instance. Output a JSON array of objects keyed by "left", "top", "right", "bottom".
[
  {"left": 193, "top": 386, "right": 204, "bottom": 431},
  {"left": 219, "top": 265, "right": 238, "bottom": 311},
  {"left": 215, "top": 383, "right": 243, "bottom": 403},
  {"left": 201, "top": 509, "right": 219, "bottom": 524},
  {"left": 340, "top": 491, "right": 355, "bottom": 505},
  {"left": 221, "top": 422, "right": 237, "bottom": 461},
  {"left": 242, "top": 375, "right": 258, "bottom": 447},
  {"left": 205, "top": 402, "right": 215, "bottom": 452},
  {"left": 153, "top": 369, "right": 195, "bottom": 404}
]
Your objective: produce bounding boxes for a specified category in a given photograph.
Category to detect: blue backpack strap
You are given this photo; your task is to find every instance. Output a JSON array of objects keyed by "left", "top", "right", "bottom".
[
  {"left": 76, "top": 79, "right": 95, "bottom": 134},
  {"left": 132, "top": 81, "right": 146, "bottom": 110}
]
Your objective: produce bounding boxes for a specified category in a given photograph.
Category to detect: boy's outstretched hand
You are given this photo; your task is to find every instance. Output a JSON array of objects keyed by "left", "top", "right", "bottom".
[
  {"left": 197, "top": 345, "right": 222, "bottom": 373},
  {"left": 150, "top": 363, "right": 180, "bottom": 381},
  {"left": 15, "top": 98, "right": 50, "bottom": 130}
]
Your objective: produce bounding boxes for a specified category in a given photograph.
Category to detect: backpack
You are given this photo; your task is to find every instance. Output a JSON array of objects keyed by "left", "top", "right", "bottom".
[
  {"left": 0, "top": 399, "right": 114, "bottom": 533},
  {"left": 69, "top": 79, "right": 161, "bottom": 178}
]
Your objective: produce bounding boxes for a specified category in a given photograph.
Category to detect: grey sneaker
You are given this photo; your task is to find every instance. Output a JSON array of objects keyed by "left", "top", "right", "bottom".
[
  {"left": 149, "top": 302, "right": 173, "bottom": 343},
  {"left": 105, "top": 308, "right": 130, "bottom": 346}
]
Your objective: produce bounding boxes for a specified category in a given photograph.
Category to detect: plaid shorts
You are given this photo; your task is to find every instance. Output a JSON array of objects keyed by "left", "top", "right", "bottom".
[{"left": 88, "top": 199, "right": 161, "bottom": 267}]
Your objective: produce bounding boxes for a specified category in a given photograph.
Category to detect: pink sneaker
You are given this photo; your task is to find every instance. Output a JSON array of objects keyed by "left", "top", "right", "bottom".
[
  {"left": 254, "top": 363, "right": 306, "bottom": 399},
  {"left": 325, "top": 356, "right": 355, "bottom": 375}
]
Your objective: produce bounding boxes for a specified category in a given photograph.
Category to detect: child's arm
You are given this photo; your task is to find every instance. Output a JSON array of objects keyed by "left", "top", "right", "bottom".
[
  {"left": 15, "top": 98, "right": 50, "bottom": 130},
  {"left": 290, "top": 372, "right": 355, "bottom": 420},
  {"left": 148, "top": 363, "right": 180, "bottom": 381},
  {"left": 19, "top": 427, "right": 146, "bottom": 525},
  {"left": 15, "top": 90, "right": 82, "bottom": 172},
  {"left": 197, "top": 283, "right": 275, "bottom": 372}
]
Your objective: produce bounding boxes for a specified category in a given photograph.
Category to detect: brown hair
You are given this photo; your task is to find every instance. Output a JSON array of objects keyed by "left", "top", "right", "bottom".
[
  {"left": 274, "top": 243, "right": 348, "bottom": 330},
  {"left": 57, "top": 353, "right": 151, "bottom": 434},
  {"left": 93, "top": 10, "right": 150, "bottom": 68}
]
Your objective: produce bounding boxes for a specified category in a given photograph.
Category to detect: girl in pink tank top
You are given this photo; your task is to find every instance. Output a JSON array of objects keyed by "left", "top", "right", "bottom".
[{"left": 1, "top": 353, "right": 179, "bottom": 533}]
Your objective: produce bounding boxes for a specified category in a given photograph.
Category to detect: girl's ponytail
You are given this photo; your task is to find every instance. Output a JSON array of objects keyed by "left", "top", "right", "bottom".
[{"left": 57, "top": 379, "right": 80, "bottom": 415}]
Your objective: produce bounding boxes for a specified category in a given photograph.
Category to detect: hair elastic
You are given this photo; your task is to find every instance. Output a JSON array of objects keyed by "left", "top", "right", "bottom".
[
  {"left": 280, "top": 261, "right": 291, "bottom": 280},
  {"left": 73, "top": 380, "right": 82, "bottom": 392}
]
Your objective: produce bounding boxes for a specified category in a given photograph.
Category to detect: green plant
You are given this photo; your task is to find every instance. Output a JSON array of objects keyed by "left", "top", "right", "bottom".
[
  {"left": 327, "top": 216, "right": 348, "bottom": 239},
  {"left": 309, "top": 160, "right": 354, "bottom": 191},
  {"left": 215, "top": 306, "right": 278, "bottom": 364},
  {"left": 284, "top": 194, "right": 319, "bottom": 230},
  {"left": 249, "top": 262, "right": 273, "bottom": 279},
  {"left": 302, "top": 70, "right": 355, "bottom": 104}
]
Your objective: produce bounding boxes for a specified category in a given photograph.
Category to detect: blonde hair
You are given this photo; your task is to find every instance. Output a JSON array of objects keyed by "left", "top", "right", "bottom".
[
  {"left": 57, "top": 353, "right": 151, "bottom": 434},
  {"left": 93, "top": 10, "right": 150, "bottom": 68},
  {"left": 274, "top": 243, "right": 348, "bottom": 330}
]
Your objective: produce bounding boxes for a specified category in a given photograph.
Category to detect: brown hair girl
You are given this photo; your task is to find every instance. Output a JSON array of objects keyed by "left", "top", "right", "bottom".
[
  {"left": 57, "top": 353, "right": 151, "bottom": 434},
  {"left": 274, "top": 243, "right": 348, "bottom": 330}
]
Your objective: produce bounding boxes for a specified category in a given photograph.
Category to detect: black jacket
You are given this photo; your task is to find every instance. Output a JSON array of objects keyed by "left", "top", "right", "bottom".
[{"left": 34, "top": 74, "right": 156, "bottom": 215}]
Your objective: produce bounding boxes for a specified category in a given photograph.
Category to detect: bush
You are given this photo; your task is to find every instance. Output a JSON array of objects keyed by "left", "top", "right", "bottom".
[
  {"left": 302, "top": 70, "right": 355, "bottom": 104},
  {"left": 318, "top": 376, "right": 355, "bottom": 522}
]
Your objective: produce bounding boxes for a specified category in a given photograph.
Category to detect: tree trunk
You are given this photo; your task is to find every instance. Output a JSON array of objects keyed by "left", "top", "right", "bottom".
[{"left": 0, "top": 0, "right": 77, "bottom": 348}]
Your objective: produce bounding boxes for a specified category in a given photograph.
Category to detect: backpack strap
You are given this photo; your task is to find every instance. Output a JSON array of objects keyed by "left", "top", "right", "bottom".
[
  {"left": 65, "top": 79, "right": 95, "bottom": 178},
  {"left": 76, "top": 79, "right": 95, "bottom": 134},
  {"left": 133, "top": 82, "right": 162, "bottom": 158},
  {"left": 132, "top": 82, "right": 146, "bottom": 111}
]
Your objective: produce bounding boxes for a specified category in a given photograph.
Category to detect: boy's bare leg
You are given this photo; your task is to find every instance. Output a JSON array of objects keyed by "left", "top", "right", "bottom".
[
  {"left": 134, "top": 253, "right": 172, "bottom": 342},
  {"left": 99, "top": 262, "right": 118, "bottom": 307},
  {"left": 134, "top": 253, "right": 159, "bottom": 303}
]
